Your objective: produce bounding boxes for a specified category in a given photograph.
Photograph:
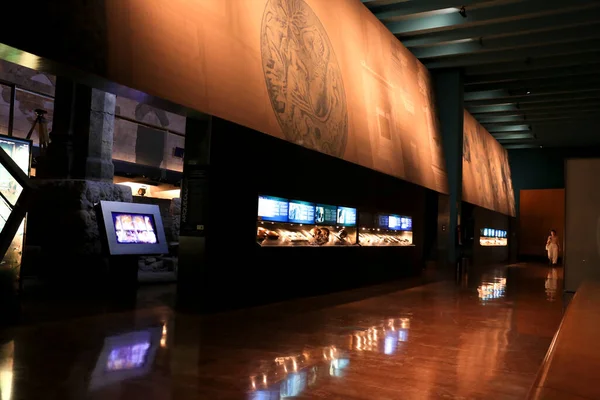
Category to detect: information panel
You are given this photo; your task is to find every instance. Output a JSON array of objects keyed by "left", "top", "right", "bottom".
[
  {"left": 337, "top": 207, "right": 357, "bottom": 227},
  {"left": 377, "top": 214, "right": 389, "bottom": 228},
  {"left": 258, "top": 195, "right": 289, "bottom": 223},
  {"left": 388, "top": 215, "right": 412, "bottom": 231},
  {"left": 288, "top": 200, "right": 315, "bottom": 224},
  {"left": 480, "top": 228, "right": 507, "bottom": 238},
  {"left": 315, "top": 204, "right": 337, "bottom": 225}
]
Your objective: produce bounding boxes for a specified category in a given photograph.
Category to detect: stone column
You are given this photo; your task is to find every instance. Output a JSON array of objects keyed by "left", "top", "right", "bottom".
[
  {"left": 38, "top": 77, "right": 116, "bottom": 181},
  {"left": 82, "top": 89, "right": 116, "bottom": 181},
  {"left": 432, "top": 69, "right": 464, "bottom": 267},
  {"left": 26, "top": 77, "right": 130, "bottom": 290}
]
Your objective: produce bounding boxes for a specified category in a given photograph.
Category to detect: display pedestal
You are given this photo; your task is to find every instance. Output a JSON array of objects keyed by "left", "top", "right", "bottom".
[{"left": 105, "top": 255, "right": 138, "bottom": 310}]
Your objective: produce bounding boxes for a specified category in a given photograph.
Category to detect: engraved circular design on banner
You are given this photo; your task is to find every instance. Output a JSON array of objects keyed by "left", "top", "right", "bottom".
[{"left": 261, "top": 0, "right": 348, "bottom": 158}]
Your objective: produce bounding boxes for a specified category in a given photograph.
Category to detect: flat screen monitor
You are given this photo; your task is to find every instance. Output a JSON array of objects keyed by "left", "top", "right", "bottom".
[
  {"left": 337, "top": 207, "right": 357, "bottom": 227},
  {"left": 97, "top": 201, "right": 168, "bottom": 255},
  {"left": 480, "top": 228, "right": 507, "bottom": 238},
  {"left": 113, "top": 213, "right": 158, "bottom": 244},
  {"left": 388, "top": 215, "right": 412, "bottom": 231},
  {"left": 258, "top": 195, "right": 289, "bottom": 223},
  {"left": 315, "top": 204, "right": 337, "bottom": 225},
  {"left": 377, "top": 214, "right": 389, "bottom": 228},
  {"left": 89, "top": 328, "right": 161, "bottom": 391},
  {"left": 288, "top": 200, "right": 315, "bottom": 224}
]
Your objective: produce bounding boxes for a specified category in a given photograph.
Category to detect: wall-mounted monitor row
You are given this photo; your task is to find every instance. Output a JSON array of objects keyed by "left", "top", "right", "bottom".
[
  {"left": 258, "top": 195, "right": 357, "bottom": 226},
  {"left": 360, "top": 212, "right": 413, "bottom": 247},
  {"left": 479, "top": 228, "right": 508, "bottom": 247},
  {"left": 257, "top": 195, "right": 412, "bottom": 247},
  {"left": 480, "top": 228, "right": 507, "bottom": 238}
]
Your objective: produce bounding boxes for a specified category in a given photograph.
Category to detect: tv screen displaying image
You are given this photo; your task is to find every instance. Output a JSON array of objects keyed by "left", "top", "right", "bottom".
[
  {"left": 337, "top": 207, "right": 357, "bottom": 226},
  {"left": 388, "top": 215, "right": 412, "bottom": 231},
  {"left": 258, "top": 195, "right": 289, "bottom": 223},
  {"left": 288, "top": 200, "right": 315, "bottom": 224},
  {"left": 315, "top": 204, "right": 337, "bottom": 225},
  {"left": 97, "top": 201, "right": 168, "bottom": 255},
  {"left": 377, "top": 214, "right": 389, "bottom": 228},
  {"left": 112, "top": 213, "right": 158, "bottom": 244}
]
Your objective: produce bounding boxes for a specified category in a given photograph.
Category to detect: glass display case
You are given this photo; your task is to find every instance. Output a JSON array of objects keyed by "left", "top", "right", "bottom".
[
  {"left": 256, "top": 196, "right": 358, "bottom": 247},
  {"left": 358, "top": 212, "right": 413, "bottom": 246},
  {"left": 479, "top": 228, "right": 508, "bottom": 247},
  {"left": 0, "top": 136, "right": 31, "bottom": 271}
]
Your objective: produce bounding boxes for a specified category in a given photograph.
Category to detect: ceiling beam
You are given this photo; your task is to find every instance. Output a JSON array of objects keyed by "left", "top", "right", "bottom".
[
  {"left": 503, "top": 144, "right": 541, "bottom": 149},
  {"left": 425, "top": 38, "right": 600, "bottom": 69},
  {"left": 492, "top": 133, "right": 536, "bottom": 140},
  {"left": 486, "top": 125, "right": 532, "bottom": 133},
  {"left": 465, "top": 74, "right": 600, "bottom": 93},
  {"left": 466, "top": 92, "right": 600, "bottom": 107},
  {"left": 400, "top": 8, "right": 600, "bottom": 47},
  {"left": 463, "top": 52, "right": 600, "bottom": 75},
  {"left": 469, "top": 99, "right": 600, "bottom": 114},
  {"left": 478, "top": 115, "right": 526, "bottom": 123},
  {"left": 370, "top": 0, "right": 481, "bottom": 22},
  {"left": 476, "top": 107, "right": 600, "bottom": 120},
  {"left": 465, "top": 64, "right": 600, "bottom": 86},
  {"left": 465, "top": 83, "right": 600, "bottom": 101},
  {"left": 412, "top": 23, "right": 600, "bottom": 59},
  {"left": 387, "top": 0, "right": 600, "bottom": 36},
  {"left": 483, "top": 112, "right": 600, "bottom": 126}
]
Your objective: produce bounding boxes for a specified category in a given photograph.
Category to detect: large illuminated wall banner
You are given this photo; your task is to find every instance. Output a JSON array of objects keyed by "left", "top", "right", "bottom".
[
  {"left": 462, "top": 111, "right": 516, "bottom": 217},
  {"left": 0, "top": 0, "right": 448, "bottom": 194}
]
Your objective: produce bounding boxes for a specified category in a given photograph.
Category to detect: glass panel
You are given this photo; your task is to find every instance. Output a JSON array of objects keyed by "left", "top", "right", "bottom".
[
  {"left": 0, "top": 137, "right": 31, "bottom": 272},
  {"left": 0, "top": 138, "right": 30, "bottom": 206},
  {"left": 0, "top": 84, "right": 12, "bottom": 137},
  {"left": 10, "top": 88, "right": 53, "bottom": 147}
]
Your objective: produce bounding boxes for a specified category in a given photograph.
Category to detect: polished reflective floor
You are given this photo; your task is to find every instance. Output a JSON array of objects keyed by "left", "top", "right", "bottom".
[{"left": 0, "top": 264, "right": 563, "bottom": 399}]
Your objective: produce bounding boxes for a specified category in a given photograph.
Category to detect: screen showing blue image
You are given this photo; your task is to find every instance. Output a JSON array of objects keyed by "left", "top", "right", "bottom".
[
  {"left": 257, "top": 196, "right": 289, "bottom": 222},
  {"left": 288, "top": 200, "right": 315, "bottom": 224},
  {"left": 377, "top": 214, "right": 389, "bottom": 228},
  {"left": 315, "top": 204, "right": 337, "bottom": 225},
  {"left": 400, "top": 216, "right": 412, "bottom": 231},
  {"left": 388, "top": 215, "right": 412, "bottom": 231},
  {"left": 336, "top": 207, "right": 357, "bottom": 226}
]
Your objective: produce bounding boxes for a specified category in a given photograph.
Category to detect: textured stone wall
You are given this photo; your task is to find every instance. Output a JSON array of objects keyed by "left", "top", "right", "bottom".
[{"left": 27, "top": 180, "right": 131, "bottom": 274}]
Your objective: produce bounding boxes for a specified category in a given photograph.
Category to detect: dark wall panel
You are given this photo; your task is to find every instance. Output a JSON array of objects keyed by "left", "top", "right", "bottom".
[
  {"left": 199, "top": 118, "right": 432, "bottom": 308},
  {"left": 462, "top": 203, "right": 510, "bottom": 266}
]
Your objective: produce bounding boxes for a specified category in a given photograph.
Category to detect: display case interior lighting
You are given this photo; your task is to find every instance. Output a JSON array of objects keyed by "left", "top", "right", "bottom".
[{"left": 118, "top": 181, "right": 180, "bottom": 200}]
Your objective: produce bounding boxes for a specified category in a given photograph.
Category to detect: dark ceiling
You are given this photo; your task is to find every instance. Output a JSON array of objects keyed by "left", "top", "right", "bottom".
[{"left": 363, "top": 0, "right": 600, "bottom": 149}]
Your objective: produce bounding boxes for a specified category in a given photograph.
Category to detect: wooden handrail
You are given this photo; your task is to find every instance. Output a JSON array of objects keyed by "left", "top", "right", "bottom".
[{"left": 528, "top": 281, "right": 600, "bottom": 399}]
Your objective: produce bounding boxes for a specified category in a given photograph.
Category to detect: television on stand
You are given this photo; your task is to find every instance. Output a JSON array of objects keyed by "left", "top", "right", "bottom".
[{"left": 96, "top": 201, "right": 168, "bottom": 256}]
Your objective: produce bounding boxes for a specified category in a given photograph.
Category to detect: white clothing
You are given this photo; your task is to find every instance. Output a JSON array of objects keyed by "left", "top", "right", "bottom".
[{"left": 547, "top": 243, "right": 558, "bottom": 264}]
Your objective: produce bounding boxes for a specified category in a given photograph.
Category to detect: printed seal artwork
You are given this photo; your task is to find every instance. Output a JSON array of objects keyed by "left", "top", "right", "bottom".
[{"left": 260, "top": 0, "right": 348, "bottom": 158}]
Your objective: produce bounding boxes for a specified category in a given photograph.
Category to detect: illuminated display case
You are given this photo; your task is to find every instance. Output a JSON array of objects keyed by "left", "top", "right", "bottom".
[
  {"left": 0, "top": 135, "right": 32, "bottom": 272},
  {"left": 479, "top": 228, "right": 508, "bottom": 247},
  {"left": 358, "top": 212, "right": 413, "bottom": 246},
  {"left": 256, "top": 196, "right": 358, "bottom": 247}
]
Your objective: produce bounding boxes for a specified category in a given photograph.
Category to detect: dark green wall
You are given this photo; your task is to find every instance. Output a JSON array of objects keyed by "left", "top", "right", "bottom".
[{"left": 509, "top": 146, "right": 600, "bottom": 215}]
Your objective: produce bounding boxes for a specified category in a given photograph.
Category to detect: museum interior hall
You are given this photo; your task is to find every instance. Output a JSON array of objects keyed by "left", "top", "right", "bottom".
[{"left": 0, "top": 0, "right": 600, "bottom": 399}]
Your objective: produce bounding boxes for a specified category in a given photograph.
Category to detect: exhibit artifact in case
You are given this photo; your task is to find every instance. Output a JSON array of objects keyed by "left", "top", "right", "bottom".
[
  {"left": 359, "top": 213, "right": 414, "bottom": 246},
  {"left": 479, "top": 228, "right": 508, "bottom": 247},
  {"left": 256, "top": 195, "right": 358, "bottom": 247}
]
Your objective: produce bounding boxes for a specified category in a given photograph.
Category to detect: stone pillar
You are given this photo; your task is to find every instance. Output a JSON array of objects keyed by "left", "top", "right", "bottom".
[
  {"left": 38, "top": 77, "right": 115, "bottom": 181},
  {"left": 432, "top": 69, "right": 464, "bottom": 267},
  {"left": 26, "top": 77, "right": 129, "bottom": 291},
  {"left": 81, "top": 89, "right": 116, "bottom": 181}
]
